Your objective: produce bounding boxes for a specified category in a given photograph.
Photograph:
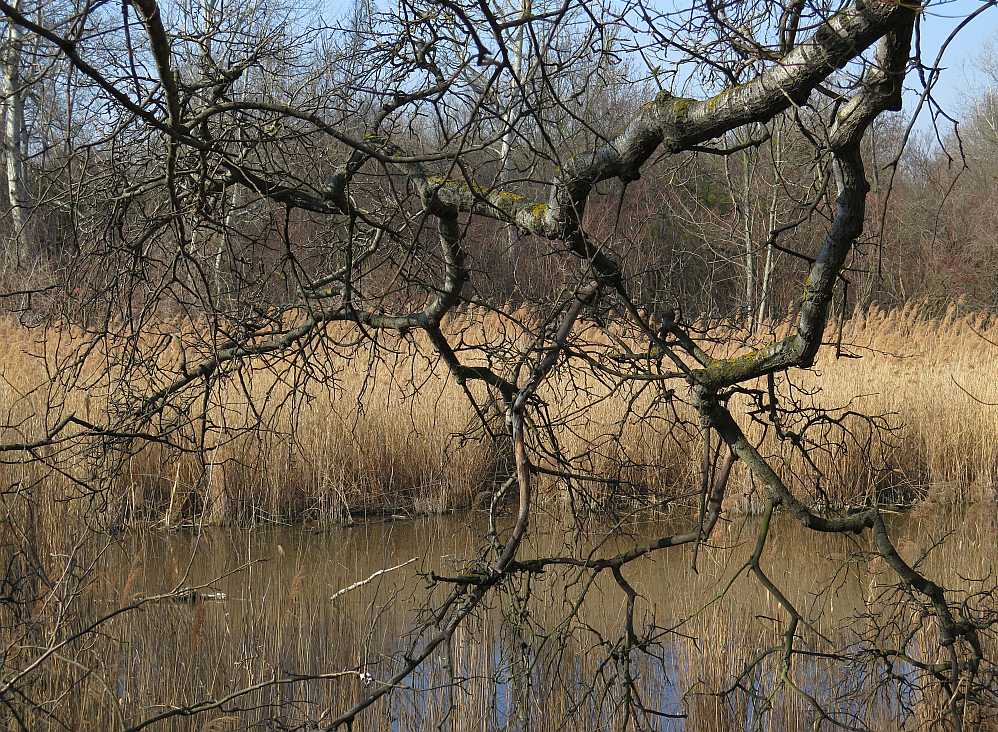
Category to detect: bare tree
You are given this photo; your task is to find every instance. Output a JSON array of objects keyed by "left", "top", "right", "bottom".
[{"left": 0, "top": 0, "right": 995, "bottom": 729}]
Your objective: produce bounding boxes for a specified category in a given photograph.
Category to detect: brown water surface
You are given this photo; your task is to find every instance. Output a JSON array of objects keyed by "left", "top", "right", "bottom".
[{"left": 16, "top": 508, "right": 998, "bottom": 730}]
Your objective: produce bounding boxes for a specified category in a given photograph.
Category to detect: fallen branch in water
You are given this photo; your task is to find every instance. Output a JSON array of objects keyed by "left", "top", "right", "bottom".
[
  {"left": 330, "top": 557, "right": 418, "bottom": 602},
  {"left": 143, "top": 588, "right": 228, "bottom": 605}
]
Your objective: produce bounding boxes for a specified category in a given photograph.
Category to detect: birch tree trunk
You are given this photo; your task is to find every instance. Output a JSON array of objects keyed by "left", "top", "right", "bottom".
[
  {"left": 756, "top": 189, "right": 776, "bottom": 325},
  {"left": 726, "top": 125, "right": 758, "bottom": 331},
  {"left": 757, "top": 128, "right": 782, "bottom": 325},
  {"left": 1, "top": 0, "right": 28, "bottom": 264},
  {"left": 496, "top": 0, "right": 530, "bottom": 252},
  {"left": 741, "top": 156, "right": 755, "bottom": 330}
]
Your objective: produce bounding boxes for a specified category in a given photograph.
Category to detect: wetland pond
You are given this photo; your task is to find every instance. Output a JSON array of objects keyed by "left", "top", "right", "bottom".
[{"left": 77, "top": 508, "right": 995, "bottom": 730}]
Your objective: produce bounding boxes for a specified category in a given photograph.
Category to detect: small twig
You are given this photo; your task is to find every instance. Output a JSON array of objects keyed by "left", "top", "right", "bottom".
[{"left": 330, "top": 557, "right": 418, "bottom": 602}]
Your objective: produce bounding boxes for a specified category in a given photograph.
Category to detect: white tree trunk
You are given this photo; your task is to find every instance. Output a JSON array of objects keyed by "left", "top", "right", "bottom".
[
  {"left": 1, "top": 0, "right": 29, "bottom": 264},
  {"left": 757, "top": 182, "right": 779, "bottom": 326},
  {"left": 736, "top": 128, "right": 757, "bottom": 331},
  {"left": 496, "top": 0, "right": 530, "bottom": 251},
  {"left": 756, "top": 126, "right": 784, "bottom": 326}
]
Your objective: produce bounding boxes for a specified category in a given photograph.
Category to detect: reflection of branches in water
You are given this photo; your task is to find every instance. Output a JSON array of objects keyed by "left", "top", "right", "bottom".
[{"left": 846, "top": 533, "right": 998, "bottom": 729}]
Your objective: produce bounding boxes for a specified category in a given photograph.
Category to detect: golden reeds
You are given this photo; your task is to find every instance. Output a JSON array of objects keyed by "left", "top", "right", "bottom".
[{"left": 0, "top": 303, "right": 995, "bottom": 527}]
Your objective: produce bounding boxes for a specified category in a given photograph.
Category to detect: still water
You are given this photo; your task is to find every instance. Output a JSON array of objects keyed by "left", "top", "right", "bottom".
[{"left": 74, "top": 508, "right": 996, "bottom": 730}]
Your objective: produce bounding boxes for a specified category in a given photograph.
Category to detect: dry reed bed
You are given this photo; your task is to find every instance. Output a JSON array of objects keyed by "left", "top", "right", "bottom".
[
  {"left": 550, "top": 303, "right": 998, "bottom": 512},
  {"left": 0, "top": 304, "right": 995, "bottom": 529}
]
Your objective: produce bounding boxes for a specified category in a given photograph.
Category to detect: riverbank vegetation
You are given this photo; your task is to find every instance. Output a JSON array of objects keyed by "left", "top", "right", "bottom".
[
  {"left": 1, "top": 1, "right": 995, "bottom": 729},
  {"left": 2, "top": 303, "right": 994, "bottom": 532}
]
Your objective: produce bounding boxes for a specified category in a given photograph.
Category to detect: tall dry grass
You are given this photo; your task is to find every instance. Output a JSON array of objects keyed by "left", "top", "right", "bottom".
[
  {"left": 546, "top": 303, "right": 998, "bottom": 513},
  {"left": 0, "top": 303, "right": 995, "bottom": 528}
]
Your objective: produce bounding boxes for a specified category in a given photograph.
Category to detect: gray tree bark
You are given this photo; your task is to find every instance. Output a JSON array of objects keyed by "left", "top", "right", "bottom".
[{"left": 1, "top": 0, "right": 28, "bottom": 264}]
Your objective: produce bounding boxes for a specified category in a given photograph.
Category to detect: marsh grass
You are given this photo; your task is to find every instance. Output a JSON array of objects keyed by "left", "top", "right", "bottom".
[
  {"left": 0, "top": 304, "right": 995, "bottom": 533},
  {"left": 2, "top": 305, "right": 994, "bottom": 730}
]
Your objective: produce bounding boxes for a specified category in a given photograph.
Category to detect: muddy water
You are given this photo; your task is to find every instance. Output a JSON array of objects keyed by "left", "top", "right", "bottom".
[{"left": 75, "top": 509, "right": 995, "bottom": 730}]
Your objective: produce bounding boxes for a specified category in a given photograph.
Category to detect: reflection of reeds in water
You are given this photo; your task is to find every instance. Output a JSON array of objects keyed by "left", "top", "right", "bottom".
[{"left": 5, "top": 511, "right": 991, "bottom": 730}]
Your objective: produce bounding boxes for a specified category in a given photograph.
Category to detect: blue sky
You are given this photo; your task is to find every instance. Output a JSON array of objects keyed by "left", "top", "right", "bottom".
[
  {"left": 912, "top": 0, "right": 998, "bottom": 128},
  {"left": 318, "top": 0, "right": 997, "bottom": 130}
]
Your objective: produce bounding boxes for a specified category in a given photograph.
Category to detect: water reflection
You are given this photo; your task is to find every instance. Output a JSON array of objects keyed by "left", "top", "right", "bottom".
[{"left": 86, "top": 508, "right": 995, "bottom": 730}]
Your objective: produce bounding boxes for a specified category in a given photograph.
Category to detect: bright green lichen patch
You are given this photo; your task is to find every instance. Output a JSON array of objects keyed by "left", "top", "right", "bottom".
[
  {"left": 671, "top": 97, "right": 696, "bottom": 120},
  {"left": 510, "top": 202, "right": 550, "bottom": 232},
  {"left": 491, "top": 190, "right": 528, "bottom": 212},
  {"left": 708, "top": 350, "right": 762, "bottom": 379},
  {"left": 529, "top": 202, "right": 549, "bottom": 225},
  {"left": 703, "top": 84, "right": 740, "bottom": 113},
  {"left": 699, "top": 342, "right": 788, "bottom": 386}
]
